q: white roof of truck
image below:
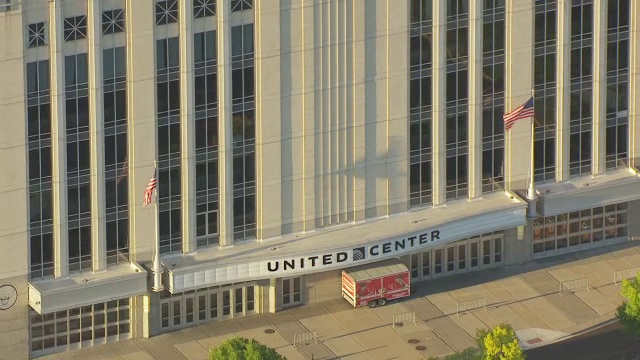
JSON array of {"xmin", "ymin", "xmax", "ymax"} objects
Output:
[{"xmin": 343, "ymin": 258, "xmax": 408, "ymax": 282}]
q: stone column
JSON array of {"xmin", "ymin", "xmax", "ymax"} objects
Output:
[
  {"xmin": 126, "ymin": 0, "xmax": 159, "ymax": 262},
  {"xmin": 468, "ymin": 0, "xmax": 483, "ymax": 199},
  {"xmin": 49, "ymin": 0, "xmax": 69, "ymax": 278},
  {"xmin": 504, "ymin": 0, "xmax": 534, "ymax": 191},
  {"xmin": 88, "ymin": 0, "xmax": 107, "ymax": 272},
  {"xmin": 431, "ymin": 0, "xmax": 446, "ymax": 206},
  {"xmin": 217, "ymin": 0, "xmax": 234, "ymax": 247},
  {"xmin": 179, "ymin": 0, "xmax": 196, "ymax": 253},
  {"xmin": 555, "ymin": 0, "xmax": 571, "ymax": 181},
  {"xmin": 592, "ymin": 0, "xmax": 607, "ymax": 175},
  {"xmin": 629, "ymin": 0, "xmax": 640, "ymax": 166}
]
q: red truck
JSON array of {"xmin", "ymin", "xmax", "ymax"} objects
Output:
[{"xmin": 341, "ymin": 258, "xmax": 411, "ymax": 308}]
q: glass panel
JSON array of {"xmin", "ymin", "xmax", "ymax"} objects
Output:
[
  {"xmin": 246, "ymin": 286, "xmax": 255, "ymax": 312},
  {"xmin": 411, "ymin": 253, "xmax": 419, "ymax": 278},
  {"xmin": 282, "ymin": 279, "xmax": 290, "ymax": 304},
  {"xmin": 185, "ymin": 298, "xmax": 194, "ymax": 323},
  {"xmin": 422, "ymin": 251, "xmax": 430, "ymax": 276},
  {"xmin": 483, "ymin": 240, "xmax": 491, "ymax": 265},
  {"xmin": 210, "ymin": 293, "xmax": 218, "ymax": 319},
  {"xmin": 161, "ymin": 302, "xmax": 169, "ymax": 328},
  {"xmin": 173, "ymin": 300, "xmax": 181, "ymax": 326},
  {"xmin": 470, "ymin": 243, "xmax": 478, "ymax": 267},
  {"xmin": 293, "ymin": 278, "xmax": 301, "ymax": 303},
  {"xmin": 446, "ymin": 247, "xmax": 455, "ymax": 272},
  {"xmin": 198, "ymin": 295, "xmax": 206, "ymax": 321},
  {"xmin": 235, "ymin": 288, "xmax": 243, "ymax": 315},
  {"xmin": 458, "ymin": 244, "xmax": 466, "ymax": 269},
  {"xmin": 434, "ymin": 249, "xmax": 442, "ymax": 274},
  {"xmin": 222, "ymin": 290, "xmax": 230, "ymax": 316},
  {"xmin": 494, "ymin": 238, "xmax": 502, "ymax": 263}
]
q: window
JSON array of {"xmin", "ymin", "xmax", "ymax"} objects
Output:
[
  {"xmin": 568, "ymin": 0, "xmax": 593, "ymax": 177},
  {"xmin": 282, "ymin": 277, "xmax": 302, "ymax": 306},
  {"xmin": 231, "ymin": 0, "xmax": 252, "ymax": 12},
  {"xmin": 158, "ymin": 170, "xmax": 182, "ymax": 254},
  {"xmin": 102, "ymin": 9, "xmax": 125, "ymax": 34},
  {"xmin": 194, "ymin": 0, "xmax": 216, "ymax": 18},
  {"xmin": 27, "ymin": 60, "xmax": 53, "ymax": 279},
  {"xmin": 64, "ymin": 16, "xmax": 87, "ymax": 41},
  {"xmin": 409, "ymin": 2, "xmax": 433, "ymax": 207},
  {"xmin": 231, "ymin": 24, "xmax": 254, "ymax": 61},
  {"xmin": 481, "ymin": 2, "xmax": 505, "ymax": 194},
  {"xmin": 533, "ymin": 1, "xmax": 557, "ymax": 183},
  {"xmin": 157, "ymin": 37, "xmax": 180, "ymax": 71},
  {"xmin": 65, "ymin": 53, "xmax": 92, "ymax": 272},
  {"xmin": 28, "ymin": 22, "xmax": 47, "ymax": 48},
  {"xmin": 410, "ymin": 0, "xmax": 432, "ymax": 24},
  {"xmin": 30, "ymin": 299, "xmax": 130, "ymax": 357},
  {"xmin": 605, "ymin": 0, "xmax": 630, "ymax": 170},
  {"xmin": 231, "ymin": 22, "xmax": 256, "ymax": 241},
  {"xmin": 444, "ymin": 5, "xmax": 469, "ymax": 201},
  {"xmin": 68, "ymin": 225, "xmax": 91, "ymax": 273},
  {"xmin": 157, "ymin": 36, "xmax": 182, "ymax": 254},
  {"xmin": 156, "ymin": 0, "xmax": 178, "ymax": 25},
  {"xmin": 103, "ymin": 46, "xmax": 129, "ymax": 265},
  {"xmin": 194, "ymin": 30, "xmax": 219, "ymax": 248},
  {"xmin": 532, "ymin": 203, "xmax": 628, "ymax": 256}
]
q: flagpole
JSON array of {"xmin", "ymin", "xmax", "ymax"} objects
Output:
[
  {"xmin": 527, "ymin": 89, "xmax": 538, "ymax": 218},
  {"xmin": 152, "ymin": 160, "xmax": 164, "ymax": 292}
]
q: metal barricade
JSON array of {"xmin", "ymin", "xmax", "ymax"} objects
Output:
[
  {"xmin": 614, "ymin": 267, "xmax": 640, "ymax": 285},
  {"xmin": 392, "ymin": 311, "xmax": 416, "ymax": 328},
  {"xmin": 293, "ymin": 331, "xmax": 318, "ymax": 347},
  {"xmin": 456, "ymin": 298, "xmax": 487, "ymax": 316},
  {"xmin": 559, "ymin": 278, "xmax": 589, "ymax": 297}
]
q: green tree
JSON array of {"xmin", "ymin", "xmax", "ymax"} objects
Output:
[
  {"xmin": 475, "ymin": 324, "xmax": 525, "ymax": 360},
  {"xmin": 209, "ymin": 337, "xmax": 286, "ymax": 360},
  {"xmin": 617, "ymin": 273, "xmax": 640, "ymax": 337}
]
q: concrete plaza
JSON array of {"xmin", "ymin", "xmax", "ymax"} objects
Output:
[{"xmin": 41, "ymin": 241, "xmax": 640, "ymax": 360}]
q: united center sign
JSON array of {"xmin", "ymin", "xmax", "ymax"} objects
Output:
[{"xmin": 264, "ymin": 229, "xmax": 441, "ymax": 274}]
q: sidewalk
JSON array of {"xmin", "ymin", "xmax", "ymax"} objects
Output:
[{"xmin": 42, "ymin": 242, "xmax": 640, "ymax": 360}]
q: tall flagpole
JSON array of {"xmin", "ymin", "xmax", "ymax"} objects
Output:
[
  {"xmin": 527, "ymin": 89, "xmax": 538, "ymax": 218},
  {"xmin": 152, "ymin": 161, "xmax": 164, "ymax": 292}
]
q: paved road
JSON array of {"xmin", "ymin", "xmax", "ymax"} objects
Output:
[{"xmin": 527, "ymin": 322, "xmax": 640, "ymax": 360}]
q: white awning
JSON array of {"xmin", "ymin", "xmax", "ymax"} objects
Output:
[
  {"xmin": 537, "ymin": 170, "xmax": 640, "ymax": 216},
  {"xmin": 164, "ymin": 192, "xmax": 527, "ymax": 293},
  {"xmin": 28, "ymin": 263, "xmax": 148, "ymax": 314}
]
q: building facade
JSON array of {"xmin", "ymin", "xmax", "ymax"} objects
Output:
[{"xmin": 0, "ymin": 0, "xmax": 639, "ymax": 358}]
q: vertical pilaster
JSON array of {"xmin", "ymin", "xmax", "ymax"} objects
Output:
[
  {"xmin": 126, "ymin": 0, "xmax": 159, "ymax": 262},
  {"xmin": 179, "ymin": 0, "xmax": 195, "ymax": 253},
  {"xmin": 386, "ymin": 0, "xmax": 409, "ymax": 213},
  {"xmin": 49, "ymin": 0, "xmax": 69, "ymax": 278},
  {"xmin": 88, "ymin": 0, "xmax": 107, "ymax": 272},
  {"xmin": 556, "ymin": 0, "xmax": 571, "ymax": 181},
  {"xmin": 629, "ymin": 0, "xmax": 640, "ymax": 167},
  {"xmin": 255, "ymin": 1, "xmax": 282, "ymax": 240},
  {"xmin": 504, "ymin": 0, "xmax": 534, "ymax": 191},
  {"xmin": 268, "ymin": 278, "xmax": 277, "ymax": 313},
  {"xmin": 592, "ymin": 0, "xmax": 607, "ymax": 175},
  {"xmin": 468, "ymin": 0, "xmax": 483, "ymax": 199},
  {"xmin": 217, "ymin": 0, "xmax": 234, "ymax": 247},
  {"xmin": 352, "ymin": 0, "xmax": 365, "ymax": 221},
  {"xmin": 431, "ymin": 0, "xmax": 446, "ymax": 206}
]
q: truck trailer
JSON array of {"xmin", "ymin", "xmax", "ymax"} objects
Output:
[{"xmin": 341, "ymin": 258, "xmax": 411, "ymax": 308}]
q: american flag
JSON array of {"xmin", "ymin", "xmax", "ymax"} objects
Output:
[
  {"xmin": 503, "ymin": 96, "xmax": 535, "ymax": 132},
  {"xmin": 143, "ymin": 170, "xmax": 157, "ymax": 207}
]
